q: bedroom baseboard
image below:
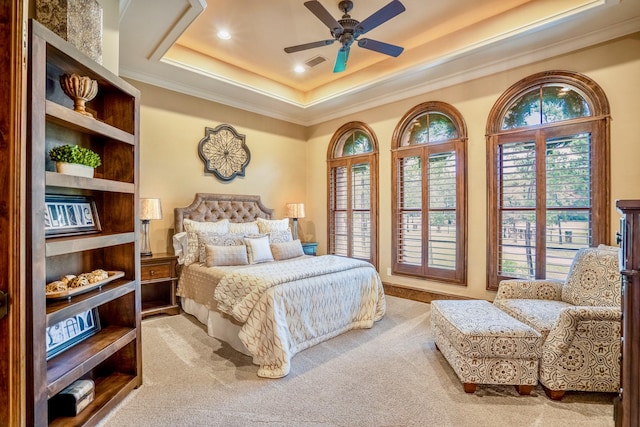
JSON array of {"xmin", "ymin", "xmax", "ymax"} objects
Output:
[{"xmin": 382, "ymin": 282, "xmax": 473, "ymax": 303}]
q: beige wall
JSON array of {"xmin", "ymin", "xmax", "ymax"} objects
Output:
[
  {"xmin": 131, "ymin": 81, "xmax": 308, "ymax": 254},
  {"xmin": 306, "ymin": 32, "xmax": 640, "ymax": 300},
  {"xmin": 135, "ymin": 32, "xmax": 640, "ymax": 299}
]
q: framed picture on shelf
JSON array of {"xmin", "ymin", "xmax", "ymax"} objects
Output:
[
  {"xmin": 44, "ymin": 195, "xmax": 101, "ymax": 237},
  {"xmin": 46, "ymin": 308, "xmax": 101, "ymax": 360}
]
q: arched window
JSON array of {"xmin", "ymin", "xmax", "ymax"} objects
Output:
[
  {"xmin": 327, "ymin": 122, "xmax": 378, "ymax": 267},
  {"xmin": 391, "ymin": 102, "xmax": 467, "ymax": 284},
  {"xmin": 486, "ymin": 70, "xmax": 611, "ymax": 291}
]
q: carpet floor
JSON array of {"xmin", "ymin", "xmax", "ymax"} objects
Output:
[{"xmin": 97, "ymin": 296, "xmax": 614, "ymax": 427}]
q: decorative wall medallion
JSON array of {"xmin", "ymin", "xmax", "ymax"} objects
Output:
[{"xmin": 198, "ymin": 124, "xmax": 251, "ymax": 181}]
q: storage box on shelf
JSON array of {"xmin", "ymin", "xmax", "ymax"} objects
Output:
[{"xmin": 27, "ymin": 20, "xmax": 141, "ymax": 427}]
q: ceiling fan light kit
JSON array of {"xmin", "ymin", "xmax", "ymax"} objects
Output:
[{"xmin": 284, "ymin": 0, "xmax": 405, "ymax": 73}]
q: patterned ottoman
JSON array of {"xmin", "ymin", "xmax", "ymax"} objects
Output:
[{"xmin": 431, "ymin": 300, "xmax": 543, "ymax": 394}]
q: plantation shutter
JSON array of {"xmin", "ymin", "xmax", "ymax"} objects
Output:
[
  {"xmin": 544, "ymin": 132, "xmax": 592, "ymax": 280},
  {"xmin": 427, "ymin": 151, "xmax": 457, "ymax": 270},
  {"xmin": 351, "ymin": 163, "xmax": 371, "ymax": 260},
  {"xmin": 329, "ymin": 165, "xmax": 348, "ymax": 256},
  {"xmin": 496, "ymin": 128, "xmax": 593, "ymax": 282},
  {"xmin": 497, "ymin": 139, "xmax": 537, "ymax": 280},
  {"xmin": 396, "ymin": 153, "xmax": 422, "ymax": 268}
]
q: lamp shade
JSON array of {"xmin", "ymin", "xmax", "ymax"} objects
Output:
[
  {"xmin": 286, "ymin": 203, "xmax": 305, "ymax": 219},
  {"xmin": 140, "ymin": 198, "xmax": 163, "ymax": 220}
]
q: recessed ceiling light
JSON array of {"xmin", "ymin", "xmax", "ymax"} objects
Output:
[
  {"xmin": 217, "ymin": 30, "xmax": 231, "ymax": 40},
  {"xmin": 294, "ymin": 65, "xmax": 306, "ymax": 73}
]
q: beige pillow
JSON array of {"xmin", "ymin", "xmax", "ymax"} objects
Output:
[
  {"xmin": 244, "ymin": 235, "xmax": 274, "ymax": 264},
  {"xmin": 268, "ymin": 229, "xmax": 292, "ymax": 243},
  {"xmin": 196, "ymin": 232, "xmax": 245, "ymax": 263},
  {"xmin": 271, "ymin": 240, "xmax": 304, "ymax": 261},
  {"xmin": 228, "ymin": 221, "xmax": 259, "ymax": 235},
  {"xmin": 256, "ymin": 217, "xmax": 290, "ymax": 233},
  {"xmin": 205, "ymin": 244, "xmax": 248, "ymax": 267},
  {"xmin": 245, "ymin": 229, "xmax": 292, "ymax": 243},
  {"xmin": 183, "ymin": 218, "xmax": 230, "ymax": 265}
]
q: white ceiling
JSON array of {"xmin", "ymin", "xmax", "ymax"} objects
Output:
[{"xmin": 119, "ymin": 0, "xmax": 640, "ymax": 126}]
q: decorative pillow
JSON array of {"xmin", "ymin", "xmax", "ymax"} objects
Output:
[
  {"xmin": 205, "ymin": 244, "xmax": 248, "ymax": 267},
  {"xmin": 228, "ymin": 221, "xmax": 259, "ymax": 235},
  {"xmin": 196, "ymin": 231, "xmax": 245, "ymax": 263},
  {"xmin": 183, "ymin": 219, "xmax": 230, "ymax": 265},
  {"xmin": 172, "ymin": 231, "xmax": 188, "ymax": 265},
  {"xmin": 271, "ymin": 239, "xmax": 304, "ymax": 261},
  {"xmin": 244, "ymin": 235, "xmax": 274, "ymax": 264},
  {"xmin": 256, "ymin": 217, "xmax": 290, "ymax": 233},
  {"xmin": 268, "ymin": 229, "xmax": 293, "ymax": 244}
]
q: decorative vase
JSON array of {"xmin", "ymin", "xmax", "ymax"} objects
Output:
[
  {"xmin": 59, "ymin": 74, "xmax": 98, "ymax": 118},
  {"xmin": 56, "ymin": 162, "xmax": 94, "ymax": 178}
]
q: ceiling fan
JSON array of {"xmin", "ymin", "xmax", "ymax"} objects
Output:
[{"xmin": 284, "ymin": 0, "xmax": 406, "ymax": 73}]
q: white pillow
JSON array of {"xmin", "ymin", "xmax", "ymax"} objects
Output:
[
  {"xmin": 228, "ymin": 221, "xmax": 259, "ymax": 235},
  {"xmin": 183, "ymin": 219, "xmax": 230, "ymax": 265},
  {"xmin": 256, "ymin": 217, "xmax": 290, "ymax": 233},
  {"xmin": 196, "ymin": 232, "xmax": 245, "ymax": 263},
  {"xmin": 271, "ymin": 240, "xmax": 304, "ymax": 261},
  {"xmin": 172, "ymin": 231, "xmax": 188, "ymax": 264},
  {"xmin": 244, "ymin": 235, "xmax": 274, "ymax": 264},
  {"xmin": 205, "ymin": 244, "xmax": 248, "ymax": 267}
]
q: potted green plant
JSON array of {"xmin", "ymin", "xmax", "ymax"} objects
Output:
[{"xmin": 49, "ymin": 144, "xmax": 101, "ymax": 178}]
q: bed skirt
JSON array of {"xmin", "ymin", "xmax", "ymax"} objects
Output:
[{"xmin": 180, "ymin": 296, "xmax": 253, "ymax": 358}]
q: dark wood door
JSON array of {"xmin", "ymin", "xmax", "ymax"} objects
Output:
[{"xmin": 0, "ymin": 1, "xmax": 27, "ymax": 426}]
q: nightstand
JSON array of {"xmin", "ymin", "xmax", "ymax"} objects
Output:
[
  {"xmin": 301, "ymin": 242, "xmax": 318, "ymax": 256},
  {"xmin": 140, "ymin": 253, "xmax": 180, "ymax": 318}
]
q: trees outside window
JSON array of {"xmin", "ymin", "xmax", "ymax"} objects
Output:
[
  {"xmin": 327, "ymin": 122, "xmax": 378, "ymax": 267},
  {"xmin": 391, "ymin": 102, "xmax": 468, "ymax": 284},
  {"xmin": 486, "ymin": 70, "xmax": 611, "ymax": 291}
]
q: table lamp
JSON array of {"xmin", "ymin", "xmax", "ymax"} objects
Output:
[
  {"xmin": 140, "ymin": 198, "xmax": 162, "ymax": 257},
  {"xmin": 286, "ymin": 203, "xmax": 305, "ymax": 241}
]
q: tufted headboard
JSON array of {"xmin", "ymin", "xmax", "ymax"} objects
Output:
[{"xmin": 174, "ymin": 193, "xmax": 274, "ymax": 233}]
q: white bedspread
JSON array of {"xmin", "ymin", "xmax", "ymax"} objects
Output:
[{"xmin": 185, "ymin": 255, "xmax": 386, "ymax": 378}]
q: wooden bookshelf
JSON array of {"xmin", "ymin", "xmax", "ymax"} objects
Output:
[{"xmin": 27, "ymin": 20, "xmax": 141, "ymax": 426}]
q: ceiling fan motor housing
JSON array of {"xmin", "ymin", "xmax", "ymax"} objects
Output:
[{"xmin": 333, "ymin": 18, "xmax": 359, "ymax": 46}]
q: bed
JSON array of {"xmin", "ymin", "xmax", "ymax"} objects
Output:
[{"xmin": 174, "ymin": 193, "xmax": 386, "ymax": 378}]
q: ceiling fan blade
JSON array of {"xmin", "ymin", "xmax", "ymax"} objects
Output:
[
  {"xmin": 333, "ymin": 47, "xmax": 350, "ymax": 73},
  {"xmin": 356, "ymin": 0, "xmax": 406, "ymax": 35},
  {"xmin": 304, "ymin": 0, "xmax": 344, "ymax": 35},
  {"xmin": 284, "ymin": 39, "xmax": 335, "ymax": 54},
  {"xmin": 357, "ymin": 38, "xmax": 404, "ymax": 57}
]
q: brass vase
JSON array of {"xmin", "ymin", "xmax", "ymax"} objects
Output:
[{"xmin": 59, "ymin": 73, "xmax": 98, "ymax": 118}]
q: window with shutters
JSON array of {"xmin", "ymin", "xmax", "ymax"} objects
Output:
[
  {"xmin": 327, "ymin": 122, "xmax": 378, "ymax": 267},
  {"xmin": 486, "ymin": 70, "xmax": 611, "ymax": 291},
  {"xmin": 391, "ymin": 102, "xmax": 468, "ymax": 284}
]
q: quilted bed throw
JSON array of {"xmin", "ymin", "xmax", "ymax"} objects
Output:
[{"xmin": 214, "ymin": 255, "xmax": 386, "ymax": 378}]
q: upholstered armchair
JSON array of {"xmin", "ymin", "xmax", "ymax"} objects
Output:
[{"xmin": 493, "ymin": 245, "xmax": 621, "ymax": 400}]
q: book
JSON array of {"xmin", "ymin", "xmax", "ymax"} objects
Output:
[{"xmin": 49, "ymin": 379, "xmax": 95, "ymax": 417}]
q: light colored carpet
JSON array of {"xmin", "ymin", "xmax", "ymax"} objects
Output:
[{"xmin": 98, "ymin": 296, "xmax": 614, "ymax": 427}]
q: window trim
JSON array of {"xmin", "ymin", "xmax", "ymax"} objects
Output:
[
  {"xmin": 485, "ymin": 70, "xmax": 611, "ymax": 291},
  {"xmin": 391, "ymin": 101, "xmax": 468, "ymax": 284},
  {"xmin": 327, "ymin": 121, "xmax": 379, "ymax": 268}
]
